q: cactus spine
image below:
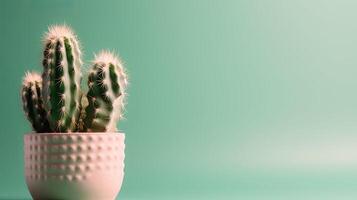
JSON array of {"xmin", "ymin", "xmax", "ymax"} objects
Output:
[
  {"xmin": 42, "ymin": 25, "xmax": 82, "ymax": 132},
  {"xmin": 21, "ymin": 72, "xmax": 51, "ymax": 132},
  {"xmin": 85, "ymin": 51, "xmax": 128, "ymax": 132}
]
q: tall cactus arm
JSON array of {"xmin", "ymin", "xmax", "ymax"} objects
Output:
[
  {"xmin": 42, "ymin": 25, "xmax": 82, "ymax": 132},
  {"xmin": 21, "ymin": 72, "xmax": 51, "ymax": 133},
  {"xmin": 85, "ymin": 51, "xmax": 128, "ymax": 132}
]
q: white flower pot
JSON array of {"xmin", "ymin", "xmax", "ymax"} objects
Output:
[{"xmin": 24, "ymin": 132, "xmax": 125, "ymax": 200}]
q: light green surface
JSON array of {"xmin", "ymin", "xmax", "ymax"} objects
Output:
[{"xmin": 1, "ymin": 0, "xmax": 357, "ymax": 199}]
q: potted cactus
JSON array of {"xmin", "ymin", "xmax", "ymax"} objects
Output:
[{"xmin": 21, "ymin": 25, "xmax": 128, "ymax": 200}]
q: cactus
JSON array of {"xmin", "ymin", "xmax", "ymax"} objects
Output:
[
  {"xmin": 42, "ymin": 25, "xmax": 82, "ymax": 132},
  {"xmin": 21, "ymin": 72, "xmax": 51, "ymax": 132},
  {"xmin": 21, "ymin": 25, "xmax": 128, "ymax": 133},
  {"xmin": 85, "ymin": 51, "xmax": 128, "ymax": 132}
]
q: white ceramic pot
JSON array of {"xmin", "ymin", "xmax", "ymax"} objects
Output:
[{"xmin": 24, "ymin": 133, "xmax": 125, "ymax": 200}]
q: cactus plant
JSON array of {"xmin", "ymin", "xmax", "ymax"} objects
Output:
[
  {"xmin": 85, "ymin": 51, "xmax": 128, "ymax": 132},
  {"xmin": 21, "ymin": 72, "xmax": 51, "ymax": 132},
  {"xmin": 21, "ymin": 25, "xmax": 128, "ymax": 133},
  {"xmin": 42, "ymin": 25, "xmax": 82, "ymax": 132}
]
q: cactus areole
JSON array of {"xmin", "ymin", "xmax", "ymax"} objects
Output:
[{"xmin": 21, "ymin": 25, "xmax": 128, "ymax": 133}]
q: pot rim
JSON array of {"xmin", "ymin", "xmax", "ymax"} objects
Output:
[{"xmin": 25, "ymin": 132, "xmax": 125, "ymax": 136}]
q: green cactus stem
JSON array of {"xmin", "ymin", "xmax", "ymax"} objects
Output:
[
  {"xmin": 75, "ymin": 92, "xmax": 88, "ymax": 132},
  {"xmin": 85, "ymin": 51, "xmax": 128, "ymax": 132},
  {"xmin": 42, "ymin": 25, "xmax": 82, "ymax": 132},
  {"xmin": 21, "ymin": 72, "xmax": 51, "ymax": 133}
]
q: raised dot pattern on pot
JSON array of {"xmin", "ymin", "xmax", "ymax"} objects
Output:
[{"xmin": 24, "ymin": 134, "xmax": 125, "ymax": 181}]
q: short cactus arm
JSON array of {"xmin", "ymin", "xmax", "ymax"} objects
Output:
[
  {"xmin": 21, "ymin": 72, "xmax": 51, "ymax": 133},
  {"xmin": 85, "ymin": 51, "xmax": 128, "ymax": 132},
  {"xmin": 42, "ymin": 25, "xmax": 82, "ymax": 132}
]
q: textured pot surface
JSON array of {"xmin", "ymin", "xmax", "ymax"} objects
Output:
[{"xmin": 24, "ymin": 132, "xmax": 125, "ymax": 200}]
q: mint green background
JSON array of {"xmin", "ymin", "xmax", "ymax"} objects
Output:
[{"xmin": 2, "ymin": 0, "xmax": 357, "ymax": 199}]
